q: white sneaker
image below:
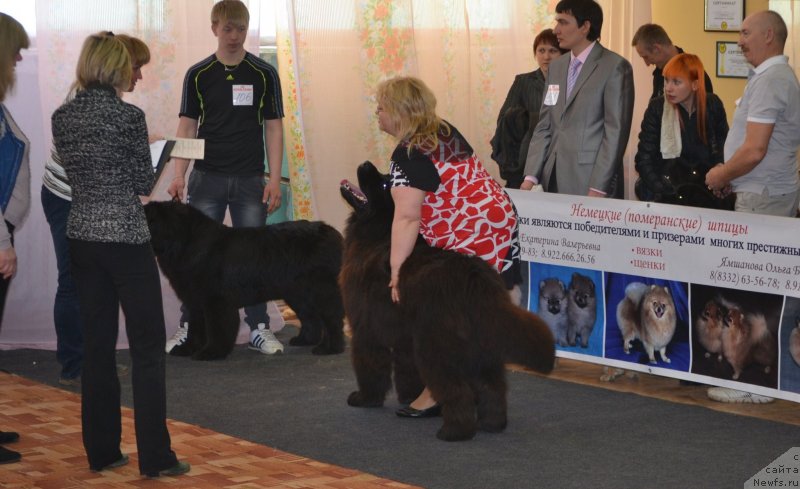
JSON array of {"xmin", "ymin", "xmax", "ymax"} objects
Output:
[
  {"xmin": 249, "ymin": 323, "xmax": 284, "ymax": 355},
  {"xmin": 707, "ymin": 387, "xmax": 774, "ymax": 404},
  {"xmin": 165, "ymin": 322, "xmax": 188, "ymax": 353}
]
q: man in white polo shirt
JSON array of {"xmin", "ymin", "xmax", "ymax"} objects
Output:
[
  {"xmin": 705, "ymin": 10, "xmax": 800, "ymax": 217},
  {"xmin": 705, "ymin": 10, "xmax": 799, "ymax": 404}
]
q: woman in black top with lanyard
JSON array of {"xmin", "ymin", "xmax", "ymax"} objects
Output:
[{"xmin": 51, "ymin": 33, "xmax": 189, "ymax": 478}]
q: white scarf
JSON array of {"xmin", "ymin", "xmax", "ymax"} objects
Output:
[{"xmin": 660, "ymin": 98, "xmax": 682, "ymax": 159}]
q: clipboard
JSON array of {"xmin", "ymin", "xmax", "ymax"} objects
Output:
[{"xmin": 151, "ymin": 139, "xmax": 176, "ymax": 185}]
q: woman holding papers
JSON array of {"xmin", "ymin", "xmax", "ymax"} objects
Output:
[
  {"xmin": 634, "ymin": 53, "xmax": 733, "ymax": 210},
  {"xmin": 51, "ymin": 33, "xmax": 189, "ymax": 478}
]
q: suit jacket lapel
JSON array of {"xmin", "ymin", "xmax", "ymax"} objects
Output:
[{"xmin": 565, "ymin": 43, "xmax": 605, "ymax": 109}]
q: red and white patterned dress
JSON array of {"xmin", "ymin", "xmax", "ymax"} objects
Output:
[{"xmin": 389, "ymin": 123, "xmax": 520, "ymax": 285}]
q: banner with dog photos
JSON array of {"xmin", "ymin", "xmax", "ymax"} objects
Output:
[{"xmin": 507, "ymin": 189, "xmax": 800, "ymax": 403}]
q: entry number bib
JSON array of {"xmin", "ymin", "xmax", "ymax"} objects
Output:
[{"xmin": 232, "ymin": 85, "xmax": 254, "ymax": 106}]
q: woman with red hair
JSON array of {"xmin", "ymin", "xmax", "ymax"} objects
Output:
[{"xmin": 634, "ymin": 53, "xmax": 733, "ymax": 209}]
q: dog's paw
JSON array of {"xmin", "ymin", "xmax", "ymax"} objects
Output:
[{"xmin": 347, "ymin": 391, "xmax": 384, "ymax": 408}]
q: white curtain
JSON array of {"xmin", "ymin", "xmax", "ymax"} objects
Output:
[
  {"xmin": 771, "ymin": 1, "xmax": 799, "ymax": 74},
  {"xmin": 1, "ymin": 0, "xmax": 651, "ymax": 350},
  {"xmin": 0, "ymin": 0, "xmax": 261, "ymax": 348}
]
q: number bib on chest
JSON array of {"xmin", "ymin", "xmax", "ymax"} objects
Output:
[{"xmin": 232, "ymin": 84, "xmax": 254, "ymax": 106}]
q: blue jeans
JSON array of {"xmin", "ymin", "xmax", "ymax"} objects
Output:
[
  {"xmin": 41, "ymin": 186, "xmax": 83, "ymax": 380},
  {"xmin": 181, "ymin": 170, "xmax": 268, "ymax": 329}
]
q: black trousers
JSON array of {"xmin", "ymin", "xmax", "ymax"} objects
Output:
[{"xmin": 69, "ymin": 239, "xmax": 177, "ymax": 474}]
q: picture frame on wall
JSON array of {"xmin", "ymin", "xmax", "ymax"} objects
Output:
[
  {"xmin": 716, "ymin": 41, "xmax": 750, "ymax": 78},
  {"xmin": 705, "ymin": 0, "xmax": 745, "ymax": 32}
]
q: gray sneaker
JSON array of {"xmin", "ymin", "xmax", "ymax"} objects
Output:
[
  {"xmin": 165, "ymin": 323, "xmax": 188, "ymax": 353},
  {"xmin": 249, "ymin": 323, "xmax": 284, "ymax": 354}
]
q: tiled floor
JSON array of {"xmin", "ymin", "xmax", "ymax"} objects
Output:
[{"xmin": 0, "ymin": 373, "xmax": 421, "ymax": 489}]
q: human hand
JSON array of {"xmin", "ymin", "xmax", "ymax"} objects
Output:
[
  {"xmin": 520, "ymin": 180, "xmax": 535, "ymax": 191},
  {"xmin": 705, "ymin": 164, "xmax": 728, "ymax": 192},
  {"xmin": 167, "ymin": 175, "xmax": 185, "ymax": 201},
  {"xmin": 0, "ymin": 247, "xmax": 17, "ymax": 279},
  {"xmin": 587, "ymin": 189, "xmax": 605, "ymax": 198},
  {"xmin": 263, "ymin": 179, "xmax": 282, "ymax": 214},
  {"xmin": 389, "ymin": 277, "xmax": 400, "ymax": 303}
]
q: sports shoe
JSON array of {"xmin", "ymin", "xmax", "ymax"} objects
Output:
[
  {"xmin": 707, "ymin": 387, "xmax": 774, "ymax": 404},
  {"xmin": 144, "ymin": 460, "xmax": 190, "ymax": 478},
  {"xmin": 91, "ymin": 453, "xmax": 129, "ymax": 472},
  {"xmin": 249, "ymin": 324, "xmax": 284, "ymax": 355},
  {"xmin": 165, "ymin": 323, "xmax": 188, "ymax": 353}
]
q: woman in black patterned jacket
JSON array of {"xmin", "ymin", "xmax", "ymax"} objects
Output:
[{"xmin": 51, "ymin": 33, "xmax": 189, "ymax": 478}]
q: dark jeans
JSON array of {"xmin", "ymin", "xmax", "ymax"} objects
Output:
[
  {"xmin": 41, "ymin": 187, "xmax": 83, "ymax": 380},
  {"xmin": 0, "ymin": 221, "xmax": 13, "ymax": 327},
  {"xmin": 182, "ymin": 169, "xmax": 268, "ymax": 329},
  {"xmin": 69, "ymin": 239, "xmax": 177, "ymax": 474}
]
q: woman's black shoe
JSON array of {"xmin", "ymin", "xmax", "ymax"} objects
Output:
[
  {"xmin": 0, "ymin": 445, "xmax": 21, "ymax": 464},
  {"xmin": 0, "ymin": 431, "xmax": 19, "ymax": 444},
  {"xmin": 396, "ymin": 404, "xmax": 442, "ymax": 418}
]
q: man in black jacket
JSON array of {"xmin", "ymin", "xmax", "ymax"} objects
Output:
[{"xmin": 632, "ymin": 24, "xmax": 713, "ymax": 100}]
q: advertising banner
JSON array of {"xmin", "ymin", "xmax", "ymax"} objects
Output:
[{"xmin": 508, "ymin": 189, "xmax": 800, "ymax": 402}]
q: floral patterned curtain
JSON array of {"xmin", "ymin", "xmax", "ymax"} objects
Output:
[{"xmin": 274, "ymin": 0, "xmax": 558, "ymax": 228}]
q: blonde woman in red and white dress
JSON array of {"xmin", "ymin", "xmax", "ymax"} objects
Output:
[{"xmin": 376, "ymin": 76, "xmax": 521, "ymax": 418}]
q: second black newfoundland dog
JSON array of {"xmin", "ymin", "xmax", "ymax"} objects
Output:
[
  {"xmin": 340, "ymin": 162, "xmax": 555, "ymax": 441},
  {"xmin": 144, "ymin": 201, "xmax": 345, "ymax": 360}
]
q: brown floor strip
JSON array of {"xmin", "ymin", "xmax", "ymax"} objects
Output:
[
  {"xmin": 514, "ymin": 358, "xmax": 800, "ymax": 427},
  {"xmin": 0, "ymin": 373, "xmax": 421, "ymax": 489}
]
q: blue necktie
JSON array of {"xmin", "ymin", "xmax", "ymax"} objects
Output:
[{"xmin": 566, "ymin": 58, "xmax": 582, "ymax": 98}]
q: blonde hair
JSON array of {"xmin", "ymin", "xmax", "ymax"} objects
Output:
[
  {"xmin": 211, "ymin": 0, "xmax": 250, "ymax": 27},
  {"xmin": 74, "ymin": 33, "xmax": 132, "ymax": 93},
  {"xmin": 0, "ymin": 13, "xmax": 30, "ymax": 102},
  {"xmin": 116, "ymin": 34, "xmax": 151, "ymax": 67},
  {"xmin": 376, "ymin": 76, "xmax": 448, "ymax": 153}
]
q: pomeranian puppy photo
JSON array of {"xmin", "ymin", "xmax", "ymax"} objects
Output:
[
  {"xmin": 721, "ymin": 306, "xmax": 776, "ymax": 380},
  {"xmin": 538, "ymin": 278, "xmax": 569, "ymax": 347},
  {"xmin": 696, "ymin": 299, "xmax": 724, "ymax": 362},
  {"xmin": 790, "ymin": 317, "xmax": 800, "ymax": 368},
  {"xmin": 566, "ymin": 272, "xmax": 597, "ymax": 348},
  {"xmin": 616, "ymin": 282, "xmax": 677, "ymax": 364}
]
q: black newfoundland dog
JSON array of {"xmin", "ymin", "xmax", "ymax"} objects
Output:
[
  {"xmin": 144, "ymin": 201, "xmax": 345, "ymax": 360},
  {"xmin": 340, "ymin": 162, "xmax": 555, "ymax": 441}
]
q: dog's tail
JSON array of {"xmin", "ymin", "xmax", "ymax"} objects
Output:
[{"xmin": 499, "ymin": 303, "xmax": 556, "ymax": 374}]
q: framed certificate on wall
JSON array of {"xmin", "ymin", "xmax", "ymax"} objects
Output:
[
  {"xmin": 705, "ymin": 0, "xmax": 745, "ymax": 31},
  {"xmin": 716, "ymin": 41, "xmax": 749, "ymax": 78}
]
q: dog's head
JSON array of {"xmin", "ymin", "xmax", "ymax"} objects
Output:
[
  {"xmin": 144, "ymin": 200, "xmax": 198, "ymax": 254},
  {"xmin": 340, "ymin": 161, "xmax": 393, "ymax": 216}
]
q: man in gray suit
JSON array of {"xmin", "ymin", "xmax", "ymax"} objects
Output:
[{"xmin": 521, "ymin": 0, "xmax": 634, "ymax": 198}]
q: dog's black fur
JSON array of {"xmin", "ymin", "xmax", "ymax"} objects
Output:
[
  {"xmin": 340, "ymin": 162, "xmax": 555, "ymax": 441},
  {"xmin": 145, "ymin": 201, "xmax": 345, "ymax": 360}
]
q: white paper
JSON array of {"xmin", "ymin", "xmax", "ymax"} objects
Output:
[{"xmin": 168, "ymin": 137, "xmax": 205, "ymax": 160}]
